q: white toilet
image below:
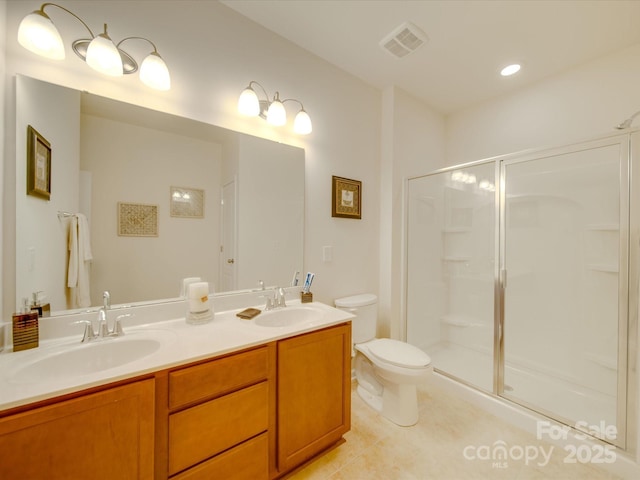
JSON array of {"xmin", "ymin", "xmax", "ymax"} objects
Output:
[{"xmin": 334, "ymin": 293, "xmax": 432, "ymax": 426}]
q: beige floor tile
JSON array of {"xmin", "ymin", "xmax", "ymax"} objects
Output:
[{"xmin": 287, "ymin": 381, "xmax": 623, "ymax": 480}]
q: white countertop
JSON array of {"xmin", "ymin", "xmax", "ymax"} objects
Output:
[{"xmin": 0, "ymin": 300, "xmax": 353, "ymax": 412}]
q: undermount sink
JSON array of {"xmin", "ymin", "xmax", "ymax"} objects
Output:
[
  {"xmin": 253, "ymin": 306, "xmax": 324, "ymax": 327},
  {"xmin": 8, "ymin": 330, "xmax": 175, "ymax": 384}
]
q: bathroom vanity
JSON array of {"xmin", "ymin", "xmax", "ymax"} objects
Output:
[{"xmin": 0, "ymin": 300, "xmax": 352, "ymax": 479}]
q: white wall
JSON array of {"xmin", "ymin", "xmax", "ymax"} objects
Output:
[
  {"xmin": 15, "ymin": 76, "xmax": 80, "ymax": 312},
  {"xmin": 81, "ymin": 114, "xmax": 221, "ymax": 305},
  {"xmin": 2, "ymin": 0, "xmax": 381, "ymax": 319},
  {"xmin": 381, "ymin": 86, "xmax": 445, "ymax": 339},
  {"xmin": 236, "ymin": 135, "xmax": 304, "ymax": 291},
  {"xmin": 446, "ymin": 43, "xmax": 640, "ymax": 164}
]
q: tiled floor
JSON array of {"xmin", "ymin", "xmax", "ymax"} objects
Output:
[{"xmin": 287, "ymin": 377, "xmax": 623, "ymax": 480}]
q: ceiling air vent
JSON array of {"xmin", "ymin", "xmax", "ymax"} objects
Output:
[{"xmin": 379, "ymin": 21, "xmax": 428, "ymax": 58}]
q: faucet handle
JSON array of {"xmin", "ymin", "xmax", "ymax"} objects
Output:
[
  {"xmin": 112, "ymin": 313, "xmax": 131, "ymax": 337},
  {"xmin": 73, "ymin": 320, "xmax": 96, "ymax": 343}
]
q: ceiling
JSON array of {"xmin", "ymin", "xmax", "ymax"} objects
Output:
[{"xmin": 221, "ymin": 0, "xmax": 640, "ymax": 115}]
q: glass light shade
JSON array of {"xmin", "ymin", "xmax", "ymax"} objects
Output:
[
  {"xmin": 238, "ymin": 87, "xmax": 260, "ymax": 116},
  {"xmin": 86, "ymin": 34, "xmax": 123, "ymax": 77},
  {"xmin": 18, "ymin": 10, "xmax": 65, "ymax": 60},
  {"xmin": 293, "ymin": 109, "xmax": 312, "ymax": 134},
  {"xmin": 267, "ymin": 100, "xmax": 287, "ymax": 126},
  {"xmin": 140, "ymin": 52, "xmax": 171, "ymax": 91},
  {"xmin": 500, "ymin": 64, "xmax": 521, "ymax": 76}
]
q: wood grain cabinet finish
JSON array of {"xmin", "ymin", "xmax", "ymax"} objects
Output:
[
  {"xmin": 0, "ymin": 379, "xmax": 155, "ymax": 480},
  {"xmin": 171, "ymin": 433, "xmax": 269, "ymax": 480},
  {"xmin": 162, "ymin": 346, "xmax": 274, "ymax": 479},
  {"xmin": 168, "ymin": 347, "xmax": 269, "ymax": 409},
  {"xmin": 0, "ymin": 323, "xmax": 351, "ymax": 480},
  {"xmin": 276, "ymin": 323, "xmax": 352, "ymax": 474},
  {"xmin": 168, "ymin": 381, "xmax": 269, "ymax": 476}
]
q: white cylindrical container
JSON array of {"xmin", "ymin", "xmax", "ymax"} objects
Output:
[{"xmin": 334, "ymin": 293, "xmax": 377, "ymax": 344}]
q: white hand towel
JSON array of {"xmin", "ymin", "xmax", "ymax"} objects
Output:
[{"xmin": 67, "ymin": 214, "xmax": 93, "ymax": 308}]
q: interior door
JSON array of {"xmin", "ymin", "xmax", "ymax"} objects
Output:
[{"xmin": 220, "ymin": 179, "xmax": 237, "ymax": 292}]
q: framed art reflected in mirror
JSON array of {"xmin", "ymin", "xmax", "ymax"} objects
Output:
[
  {"xmin": 118, "ymin": 202, "xmax": 159, "ymax": 237},
  {"xmin": 26, "ymin": 125, "xmax": 51, "ymax": 200}
]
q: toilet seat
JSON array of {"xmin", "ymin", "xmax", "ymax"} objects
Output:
[{"xmin": 365, "ymin": 338, "xmax": 431, "ymax": 369}]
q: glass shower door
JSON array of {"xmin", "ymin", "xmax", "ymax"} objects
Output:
[
  {"xmin": 406, "ymin": 162, "xmax": 496, "ymax": 392},
  {"xmin": 500, "ymin": 138, "xmax": 628, "ymax": 447}
]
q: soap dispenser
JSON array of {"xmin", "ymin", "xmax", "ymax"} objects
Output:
[
  {"xmin": 12, "ymin": 298, "xmax": 39, "ymax": 351},
  {"xmin": 30, "ymin": 291, "xmax": 50, "ymax": 317}
]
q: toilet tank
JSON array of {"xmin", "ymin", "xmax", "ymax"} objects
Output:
[{"xmin": 334, "ymin": 294, "xmax": 377, "ymax": 344}]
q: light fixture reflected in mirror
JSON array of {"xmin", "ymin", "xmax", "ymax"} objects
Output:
[
  {"xmin": 238, "ymin": 81, "xmax": 312, "ymax": 134},
  {"xmin": 18, "ymin": 3, "xmax": 171, "ymax": 90}
]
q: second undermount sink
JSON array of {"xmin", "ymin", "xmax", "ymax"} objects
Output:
[
  {"xmin": 8, "ymin": 330, "xmax": 175, "ymax": 384},
  {"xmin": 253, "ymin": 305, "xmax": 325, "ymax": 328}
]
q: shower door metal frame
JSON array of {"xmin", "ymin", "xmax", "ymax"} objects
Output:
[
  {"xmin": 496, "ymin": 134, "xmax": 632, "ymax": 450},
  {"xmin": 404, "ymin": 130, "xmax": 639, "ymax": 454}
]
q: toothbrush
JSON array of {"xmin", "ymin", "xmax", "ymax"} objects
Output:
[
  {"xmin": 303, "ymin": 273, "xmax": 312, "ymax": 292},
  {"xmin": 303, "ymin": 272, "xmax": 315, "ymax": 293}
]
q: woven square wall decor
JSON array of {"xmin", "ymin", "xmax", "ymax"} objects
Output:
[{"xmin": 118, "ymin": 202, "xmax": 158, "ymax": 237}]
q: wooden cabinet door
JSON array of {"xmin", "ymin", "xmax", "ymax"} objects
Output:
[
  {"xmin": 0, "ymin": 379, "xmax": 155, "ymax": 480},
  {"xmin": 277, "ymin": 323, "xmax": 351, "ymax": 473}
]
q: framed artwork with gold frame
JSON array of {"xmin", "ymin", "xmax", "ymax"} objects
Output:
[
  {"xmin": 332, "ymin": 175, "xmax": 361, "ymax": 219},
  {"xmin": 27, "ymin": 125, "xmax": 51, "ymax": 200}
]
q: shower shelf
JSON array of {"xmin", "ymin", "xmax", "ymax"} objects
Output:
[
  {"xmin": 586, "ymin": 224, "xmax": 619, "ymax": 231},
  {"xmin": 442, "ymin": 256, "xmax": 471, "ymax": 262},
  {"xmin": 587, "ymin": 264, "xmax": 618, "ymax": 273},
  {"xmin": 440, "ymin": 314, "xmax": 485, "ymax": 328}
]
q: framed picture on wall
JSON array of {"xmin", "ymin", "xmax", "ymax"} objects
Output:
[
  {"xmin": 170, "ymin": 186, "xmax": 205, "ymax": 218},
  {"xmin": 332, "ymin": 175, "xmax": 362, "ymax": 219},
  {"xmin": 26, "ymin": 125, "xmax": 51, "ymax": 200},
  {"xmin": 118, "ymin": 202, "xmax": 159, "ymax": 237}
]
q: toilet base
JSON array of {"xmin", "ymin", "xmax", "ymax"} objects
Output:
[
  {"xmin": 357, "ymin": 384, "xmax": 382, "ymax": 413},
  {"xmin": 356, "ymin": 382, "xmax": 420, "ymax": 427},
  {"xmin": 381, "ymin": 382, "xmax": 419, "ymax": 427}
]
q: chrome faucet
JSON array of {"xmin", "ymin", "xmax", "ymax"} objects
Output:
[
  {"xmin": 262, "ymin": 287, "xmax": 287, "ymax": 310},
  {"xmin": 98, "ymin": 290, "xmax": 111, "ymax": 337},
  {"xmin": 76, "ymin": 290, "xmax": 127, "ymax": 342}
]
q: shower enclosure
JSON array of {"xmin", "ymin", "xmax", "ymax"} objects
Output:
[{"xmin": 405, "ymin": 133, "xmax": 638, "ymax": 450}]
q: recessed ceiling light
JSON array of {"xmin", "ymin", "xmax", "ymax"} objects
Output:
[{"xmin": 500, "ymin": 64, "xmax": 521, "ymax": 76}]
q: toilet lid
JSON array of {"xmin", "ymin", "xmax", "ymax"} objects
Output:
[{"xmin": 367, "ymin": 339, "xmax": 431, "ymax": 369}]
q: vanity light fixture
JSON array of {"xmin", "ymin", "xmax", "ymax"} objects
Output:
[
  {"xmin": 17, "ymin": 3, "xmax": 171, "ymax": 90},
  {"xmin": 615, "ymin": 109, "xmax": 640, "ymax": 129},
  {"xmin": 238, "ymin": 81, "xmax": 312, "ymax": 135}
]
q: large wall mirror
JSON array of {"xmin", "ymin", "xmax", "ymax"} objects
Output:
[{"xmin": 15, "ymin": 75, "xmax": 304, "ymax": 316}]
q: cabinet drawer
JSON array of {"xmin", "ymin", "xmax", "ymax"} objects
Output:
[
  {"xmin": 169, "ymin": 347, "xmax": 268, "ymax": 409},
  {"xmin": 171, "ymin": 433, "xmax": 268, "ymax": 480},
  {"xmin": 168, "ymin": 381, "xmax": 269, "ymax": 476}
]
